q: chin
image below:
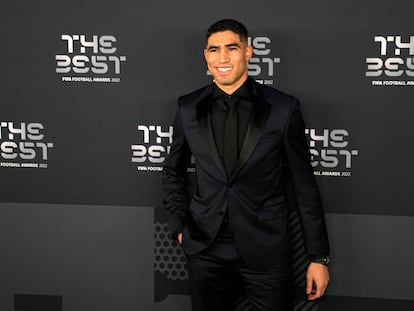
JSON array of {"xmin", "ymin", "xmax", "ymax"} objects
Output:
[{"xmin": 215, "ymin": 78, "xmax": 234, "ymax": 86}]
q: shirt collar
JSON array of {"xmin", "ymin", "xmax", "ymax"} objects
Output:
[{"xmin": 212, "ymin": 77, "xmax": 253, "ymax": 101}]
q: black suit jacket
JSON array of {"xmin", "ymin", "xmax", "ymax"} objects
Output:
[{"xmin": 162, "ymin": 79, "xmax": 329, "ymax": 270}]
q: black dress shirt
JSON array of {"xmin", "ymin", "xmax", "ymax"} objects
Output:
[{"xmin": 210, "ymin": 78, "xmax": 254, "ymax": 168}]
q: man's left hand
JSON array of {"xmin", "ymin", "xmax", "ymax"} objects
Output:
[{"xmin": 306, "ymin": 262, "xmax": 330, "ymax": 300}]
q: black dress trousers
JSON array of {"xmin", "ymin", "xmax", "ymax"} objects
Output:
[{"xmin": 186, "ymin": 221, "xmax": 293, "ymax": 311}]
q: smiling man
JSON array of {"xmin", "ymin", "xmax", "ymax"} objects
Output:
[
  {"xmin": 163, "ymin": 19, "xmax": 330, "ymax": 311},
  {"xmin": 204, "ymin": 30, "xmax": 251, "ymax": 93}
]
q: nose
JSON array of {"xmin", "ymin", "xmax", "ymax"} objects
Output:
[{"xmin": 218, "ymin": 49, "xmax": 230, "ymax": 63}]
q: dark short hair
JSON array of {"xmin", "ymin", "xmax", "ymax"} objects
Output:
[{"xmin": 205, "ymin": 19, "xmax": 249, "ymax": 46}]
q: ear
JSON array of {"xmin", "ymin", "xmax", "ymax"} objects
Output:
[
  {"xmin": 245, "ymin": 45, "xmax": 253, "ymax": 61},
  {"xmin": 203, "ymin": 48, "xmax": 208, "ymax": 62}
]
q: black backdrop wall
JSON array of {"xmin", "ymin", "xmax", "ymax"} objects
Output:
[{"xmin": 1, "ymin": 1, "xmax": 413, "ymax": 310}]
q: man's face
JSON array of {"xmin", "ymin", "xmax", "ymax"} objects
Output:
[{"xmin": 204, "ymin": 30, "xmax": 252, "ymax": 94}]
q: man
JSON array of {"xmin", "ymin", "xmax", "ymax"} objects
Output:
[{"xmin": 162, "ymin": 19, "xmax": 330, "ymax": 311}]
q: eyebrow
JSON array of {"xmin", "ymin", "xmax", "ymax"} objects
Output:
[{"xmin": 206, "ymin": 43, "xmax": 241, "ymax": 51}]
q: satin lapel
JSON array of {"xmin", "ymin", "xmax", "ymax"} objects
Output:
[
  {"xmin": 230, "ymin": 95, "xmax": 271, "ymax": 182},
  {"xmin": 196, "ymin": 86, "xmax": 227, "ymax": 179}
]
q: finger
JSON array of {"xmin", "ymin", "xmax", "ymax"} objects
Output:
[
  {"xmin": 310, "ymin": 280, "xmax": 327, "ymax": 300},
  {"xmin": 306, "ymin": 275, "xmax": 313, "ymax": 294},
  {"xmin": 313, "ymin": 285, "xmax": 323, "ymax": 299},
  {"xmin": 308, "ymin": 288, "xmax": 321, "ymax": 300}
]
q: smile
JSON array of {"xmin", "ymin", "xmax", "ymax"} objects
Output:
[{"xmin": 217, "ymin": 67, "xmax": 232, "ymax": 72}]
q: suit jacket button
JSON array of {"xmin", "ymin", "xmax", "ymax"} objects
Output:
[
  {"xmin": 218, "ymin": 211, "xmax": 225, "ymax": 216},
  {"xmin": 227, "ymin": 182, "xmax": 233, "ymax": 188}
]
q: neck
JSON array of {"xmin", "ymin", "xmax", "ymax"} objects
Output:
[{"xmin": 216, "ymin": 75, "xmax": 249, "ymax": 95}]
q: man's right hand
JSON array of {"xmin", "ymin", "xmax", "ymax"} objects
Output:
[{"xmin": 177, "ymin": 232, "xmax": 183, "ymax": 244}]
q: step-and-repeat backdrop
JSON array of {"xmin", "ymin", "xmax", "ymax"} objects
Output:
[{"xmin": 1, "ymin": 1, "xmax": 413, "ymax": 310}]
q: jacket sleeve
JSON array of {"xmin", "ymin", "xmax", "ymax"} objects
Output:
[
  {"xmin": 283, "ymin": 99, "xmax": 330, "ymax": 257},
  {"xmin": 162, "ymin": 103, "xmax": 192, "ymax": 239}
]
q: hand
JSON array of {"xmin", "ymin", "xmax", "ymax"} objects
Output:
[
  {"xmin": 306, "ymin": 262, "xmax": 330, "ymax": 300},
  {"xmin": 177, "ymin": 232, "xmax": 183, "ymax": 244}
]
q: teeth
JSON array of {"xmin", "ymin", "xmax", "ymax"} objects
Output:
[{"xmin": 217, "ymin": 67, "xmax": 232, "ymax": 72}]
